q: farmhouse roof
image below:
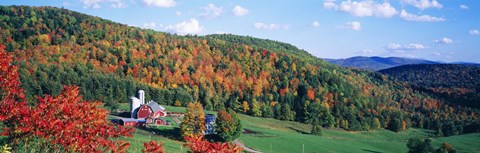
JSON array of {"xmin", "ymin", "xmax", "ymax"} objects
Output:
[
  {"xmin": 147, "ymin": 100, "xmax": 165, "ymax": 113},
  {"xmin": 120, "ymin": 118, "xmax": 145, "ymax": 123}
]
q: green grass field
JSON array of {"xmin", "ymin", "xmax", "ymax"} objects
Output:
[
  {"xmin": 236, "ymin": 113, "xmax": 480, "ymax": 153},
  {"xmin": 117, "ymin": 104, "xmax": 480, "ymax": 153}
]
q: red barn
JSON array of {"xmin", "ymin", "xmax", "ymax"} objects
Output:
[
  {"xmin": 136, "ymin": 101, "xmax": 167, "ymax": 119},
  {"xmin": 137, "ymin": 105, "xmax": 152, "ymax": 119}
]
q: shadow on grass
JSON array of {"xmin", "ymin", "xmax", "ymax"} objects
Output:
[
  {"xmin": 243, "ymin": 128, "xmax": 261, "ymax": 134},
  {"xmin": 361, "ymin": 149, "xmax": 382, "ymax": 153},
  {"xmin": 288, "ymin": 126, "xmax": 310, "ymax": 134},
  {"xmin": 138, "ymin": 126, "xmax": 183, "ymax": 141}
]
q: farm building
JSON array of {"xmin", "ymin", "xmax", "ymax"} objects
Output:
[
  {"xmin": 205, "ymin": 114, "xmax": 215, "ymax": 135},
  {"xmin": 146, "ymin": 117, "xmax": 169, "ymax": 126},
  {"xmin": 119, "ymin": 118, "xmax": 146, "ymax": 127},
  {"xmin": 137, "ymin": 100, "xmax": 167, "ymax": 119},
  {"xmin": 122, "ymin": 90, "xmax": 168, "ymax": 127},
  {"xmin": 130, "ymin": 90, "xmax": 167, "ymax": 119}
]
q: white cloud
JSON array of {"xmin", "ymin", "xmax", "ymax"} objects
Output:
[
  {"xmin": 469, "ymin": 29, "xmax": 480, "ymax": 35},
  {"xmin": 386, "ymin": 43, "xmax": 427, "ymax": 51},
  {"xmin": 433, "ymin": 37, "xmax": 453, "ymax": 44},
  {"xmin": 164, "ymin": 18, "xmax": 203, "ymax": 35},
  {"xmin": 254, "ymin": 22, "xmax": 290, "ymax": 30},
  {"xmin": 142, "ymin": 22, "xmax": 158, "ymax": 30},
  {"xmin": 323, "ymin": 0, "xmax": 338, "ymax": 9},
  {"xmin": 324, "ymin": 0, "xmax": 397, "ymax": 18},
  {"xmin": 400, "ymin": 10, "xmax": 445, "ymax": 22},
  {"xmin": 81, "ymin": 0, "xmax": 129, "ymax": 9},
  {"xmin": 338, "ymin": 0, "xmax": 397, "ymax": 18},
  {"xmin": 81, "ymin": 0, "xmax": 102, "ymax": 9},
  {"xmin": 312, "ymin": 21, "xmax": 320, "ymax": 28},
  {"xmin": 142, "ymin": 0, "xmax": 176, "ymax": 8},
  {"xmin": 200, "ymin": 3, "xmax": 223, "ymax": 19},
  {"xmin": 342, "ymin": 21, "xmax": 361, "ymax": 30},
  {"xmin": 460, "ymin": 5, "xmax": 469, "ymax": 10},
  {"xmin": 110, "ymin": 0, "xmax": 128, "ymax": 8},
  {"xmin": 401, "ymin": 0, "xmax": 442, "ymax": 10},
  {"xmin": 232, "ymin": 5, "xmax": 249, "ymax": 17},
  {"xmin": 176, "ymin": 11, "xmax": 182, "ymax": 16}
]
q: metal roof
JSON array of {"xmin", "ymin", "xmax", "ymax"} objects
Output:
[
  {"xmin": 120, "ymin": 118, "xmax": 145, "ymax": 123},
  {"xmin": 147, "ymin": 100, "xmax": 165, "ymax": 113}
]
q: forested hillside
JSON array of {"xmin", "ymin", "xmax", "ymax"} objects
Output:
[
  {"xmin": 380, "ymin": 64, "xmax": 480, "ymax": 108},
  {"xmin": 0, "ymin": 6, "xmax": 479, "ymax": 136}
]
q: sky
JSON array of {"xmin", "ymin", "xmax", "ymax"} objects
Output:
[{"xmin": 1, "ymin": 0, "xmax": 479, "ymax": 63}]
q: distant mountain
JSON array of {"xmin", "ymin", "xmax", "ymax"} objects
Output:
[
  {"xmin": 325, "ymin": 56, "xmax": 440, "ymax": 71},
  {"xmin": 380, "ymin": 64, "xmax": 480, "ymax": 108}
]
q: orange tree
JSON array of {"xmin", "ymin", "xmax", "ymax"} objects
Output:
[{"xmin": 0, "ymin": 44, "xmax": 133, "ymax": 152}]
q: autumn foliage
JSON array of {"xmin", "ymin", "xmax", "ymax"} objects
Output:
[
  {"xmin": 184, "ymin": 135, "xmax": 242, "ymax": 153},
  {"xmin": 0, "ymin": 44, "xmax": 133, "ymax": 152},
  {"xmin": 180, "ymin": 102, "xmax": 206, "ymax": 138},
  {"xmin": 142, "ymin": 141, "xmax": 164, "ymax": 153}
]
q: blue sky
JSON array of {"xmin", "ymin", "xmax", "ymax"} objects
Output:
[{"xmin": 1, "ymin": 0, "xmax": 479, "ymax": 62}]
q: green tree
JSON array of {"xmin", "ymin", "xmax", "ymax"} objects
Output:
[
  {"xmin": 250, "ymin": 99, "xmax": 262, "ymax": 117},
  {"xmin": 260, "ymin": 103, "xmax": 273, "ymax": 118},
  {"xmin": 388, "ymin": 111, "xmax": 404, "ymax": 132},
  {"xmin": 311, "ymin": 123, "xmax": 322, "ymax": 135},
  {"xmin": 407, "ymin": 138, "xmax": 434, "ymax": 153},
  {"xmin": 215, "ymin": 109, "xmax": 242, "ymax": 142},
  {"xmin": 278, "ymin": 103, "xmax": 295, "ymax": 121}
]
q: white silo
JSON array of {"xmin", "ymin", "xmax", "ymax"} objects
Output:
[
  {"xmin": 130, "ymin": 96, "xmax": 141, "ymax": 118},
  {"xmin": 138, "ymin": 90, "xmax": 145, "ymax": 105}
]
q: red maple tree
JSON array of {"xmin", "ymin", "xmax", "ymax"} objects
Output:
[
  {"xmin": 142, "ymin": 141, "xmax": 164, "ymax": 153},
  {"xmin": 0, "ymin": 44, "xmax": 133, "ymax": 152},
  {"xmin": 184, "ymin": 135, "xmax": 242, "ymax": 153}
]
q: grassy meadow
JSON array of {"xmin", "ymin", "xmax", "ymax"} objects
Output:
[{"xmin": 116, "ymin": 104, "xmax": 480, "ymax": 153}]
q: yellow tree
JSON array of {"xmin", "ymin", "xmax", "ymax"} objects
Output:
[
  {"xmin": 242, "ymin": 101, "xmax": 250, "ymax": 113},
  {"xmin": 180, "ymin": 102, "xmax": 206, "ymax": 138}
]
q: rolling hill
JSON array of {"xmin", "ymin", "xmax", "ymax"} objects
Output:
[
  {"xmin": 325, "ymin": 56, "xmax": 440, "ymax": 71},
  {"xmin": 380, "ymin": 64, "xmax": 480, "ymax": 108},
  {"xmin": 0, "ymin": 5, "xmax": 479, "ymax": 139}
]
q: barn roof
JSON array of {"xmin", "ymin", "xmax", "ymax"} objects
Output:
[
  {"xmin": 147, "ymin": 100, "xmax": 165, "ymax": 113},
  {"xmin": 121, "ymin": 118, "xmax": 145, "ymax": 123}
]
